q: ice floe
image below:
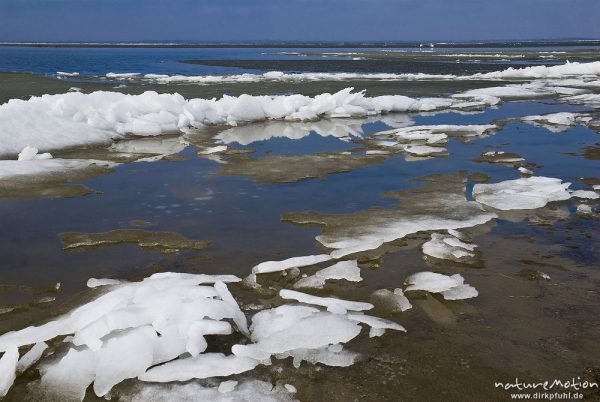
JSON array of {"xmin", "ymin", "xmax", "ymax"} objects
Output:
[
  {"xmin": 472, "ymin": 176, "xmax": 572, "ymax": 210},
  {"xmin": 76, "ymin": 61, "xmax": 600, "ymax": 85},
  {"xmin": 17, "ymin": 146, "xmax": 52, "ymax": 161},
  {"xmin": 0, "ymin": 271, "xmax": 405, "ymax": 399},
  {"xmin": 0, "ymin": 88, "xmax": 497, "ymax": 157},
  {"xmin": 422, "ymin": 232, "xmax": 478, "ymax": 263},
  {"xmin": 404, "ymin": 272, "xmax": 478, "ymax": 300},
  {"xmin": 293, "ymin": 260, "xmax": 362, "ymax": 289},
  {"xmin": 521, "ymin": 112, "xmax": 591, "ymax": 132}
]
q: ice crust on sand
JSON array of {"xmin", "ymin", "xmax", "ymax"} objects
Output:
[
  {"xmin": 283, "ymin": 174, "xmax": 496, "ymax": 258},
  {"xmin": 0, "ymin": 158, "xmax": 114, "ymax": 181},
  {"xmin": 404, "ymin": 272, "xmax": 478, "ymax": 300},
  {"xmin": 371, "ymin": 289, "xmax": 412, "ymax": 312},
  {"xmin": 473, "ymin": 176, "xmax": 572, "ymax": 210},
  {"xmin": 122, "ymin": 380, "xmax": 298, "ymax": 402},
  {"xmin": 293, "ymin": 260, "xmax": 362, "ymax": 289},
  {"xmin": 0, "ymin": 88, "xmax": 497, "ymax": 156}
]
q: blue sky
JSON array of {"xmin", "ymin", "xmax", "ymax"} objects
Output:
[{"xmin": 0, "ymin": 0, "xmax": 598, "ymax": 42}]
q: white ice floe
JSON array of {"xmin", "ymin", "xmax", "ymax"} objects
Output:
[
  {"xmin": 521, "ymin": 112, "xmax": 591, "ymax": 132},
  {"xmin": 16, "ymin": 342, "xmax": 47, "ymax": 375},
  {"xmin": 404, "ymin": 272, "xmax": 478, "ymax": 300},
  {"xmin": 232, "ymin": 294, "xmax": 403, "ymax": 366},
  {"xmin": 0, "ymin": 88, "xmax": 496, "ymax": 157},
  {"xmin": 218, "ymin": 380, "xmax": 238, "ymax": 393},
  {"xmin": 199, "ymin": 145, "xmax": 228, "ymax": 154},
  {"xmin": 404, "ymin": 144, "xmax": 446, "ymax": 156},
  {"xmin": 106, "ymin": 72, "xmax": 141, "ymax": 78},
  {"xmin": 571, "ymin": 190, "xmax": 600, "ymax": 199},
  {"xmin": 518, "ymin": 167, "xmax": 533, "ymax": 175},
  {"xmin": 374, "ymin": 124, "xmax": 495, "ymax": 143},
  {"xmin": 279, "ymin": 289, "xmax": 373, "ymax": 314},
  {"xmin": 0, "ymin": 346, "xmax": 18, "ymax": 397},
  {"xmin": 0, "ymin": 271, "xmax": 405, "ymax": 399},
  {"xmin": 422, "ymin": 232, "xmax": 477, "ymax": 262},
  {"xmin": 0, "ymin": 273, "xmax": 242, "ymax": 398},
  {"xmin": 57, "ymin": 71, "xmax": 80, "ymax": 77},
  {"xmin": 576, "ymin": 204, "xmax": 594, "ymax": 215},
  {"xmin": 139, "ymin": 353, "xmax": 259, "ymax": 383},
  {"xmin": 472, "ymin": 176, "xmax": 572, "ymax": 210},
  {"xmin": 293, "ymin": 260, "xmax": 362, "ymax": 289},
  {"xmin": 93, "ymin": 61, "xmax": 600, "ymax": 85},
  {"xmin": 251, "ymin": 254, "xmax": 332, "ymax": 276}
]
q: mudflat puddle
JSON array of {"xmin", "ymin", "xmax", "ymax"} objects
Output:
[{"xmin": 1, "ymin": 94, "xmax": 599, "ymax": 400}]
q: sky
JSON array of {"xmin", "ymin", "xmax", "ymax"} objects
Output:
[{"xmin": 0, "ymin": 0, "xmax": 599, "ymax": 42}]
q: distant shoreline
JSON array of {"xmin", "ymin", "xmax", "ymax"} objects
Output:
[{"xmin": 1, "ymin": 40, "xmax": 600, "ymax": 49}]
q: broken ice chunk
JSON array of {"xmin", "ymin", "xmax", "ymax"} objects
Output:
[
  {"xmin": 0, "ymin": 346, "xmax": 18, "ymax": 397},
  {"xmin": 422, "ymin": 232, "xmax": 477, "ymax": 263},
  {"xmin": 16, "ymin": 342, "xmax": 47, "ymax": 374},
  {"xmin": 214, "ymin": 281, "xmax": 249, "ymax": 336},
  {"xmin": 279, "ymin": 289, "xmax": 373, "ymax": 314},
  {"xmin": 293, "ymin": 260, "xmax": 362, "ymax": 289},
  {"xmin": 218, "ymin": 380, "xmax": 238, "ymax": 393},
  {"xmin": 139, "ymin": 353, "xmax": 260, "ymax": 382},
  {"xmin": 404, "ymin": 272, "xmax": 478, "ymax": 300},
  {"xmin": 17, "ymin": 145, "xmax": 53, "ymax": 161}
]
